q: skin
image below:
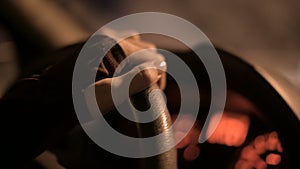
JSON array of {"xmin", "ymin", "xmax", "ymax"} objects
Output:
[
  {"xmin": 171, "ymin": 91, "xmax": 283, "ymax": 168},
  {"xmin": 206, "ymin": 111, "xmax": 250, "ymax": 147},
  {"xmin": 235, "ymin": 131, "xmax": 283, "ymax": 169},
  {"xmin": 91, "ymin": 35, "xmax": 166, "ymax": 114},
  {"xmin": 172, "ymin": 114, "xmax": 201, "ymax": 161},
  {"xmin": 89, "ymin": 32, "xmax": 283, "ymax": 167}
]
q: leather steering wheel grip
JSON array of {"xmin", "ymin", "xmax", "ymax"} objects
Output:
[{"xmin": 130, "ymin": 84, "xmax": 178, "ymax": 169}]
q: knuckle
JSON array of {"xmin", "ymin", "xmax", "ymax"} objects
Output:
[{"xmin": 139, "ymin": 69, "xmax": 157, "ymax": 84}]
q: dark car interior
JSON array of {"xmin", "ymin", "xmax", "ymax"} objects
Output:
[{"xmin": 1, "ymin": 1, "xmax": 299, "ymax": 169}]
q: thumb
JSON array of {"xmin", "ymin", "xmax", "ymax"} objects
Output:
[
  {"xmin": 112, "ymin": 65, "xmax": 162, "ymax": 97},
  {"xmin": 87, "ymin": 66, "xmax": 162, "ymax": 115}
]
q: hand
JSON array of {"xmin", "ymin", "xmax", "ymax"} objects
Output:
[
  {"xmin": 235, "ymin": 131, "xmax": 283, "ymax": 169},
  {"xmin": 92, "ymin": 32, "xmax": 166, "ymax": 114},
  {"xmin": 206, "ymin": 111, "xmax": 250, "ymax": 147},
  {"xmin": 171, "ymin": 90, "xmax": 255, "ymax": 162},
  {"xmin": 172, "ymin": 114, "xmax": 201, "ymax": 161},
  {"xmin": 206, "ymin": 90, "xmax": 257, "ymax": 147},
  {"xmin": 172, "ymin": 111, "xmax": 250, "ymax": 162}
]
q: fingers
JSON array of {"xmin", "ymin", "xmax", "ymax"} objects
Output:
[
  {"xmin": 253, "ymin": 135, "xmax": 267, "ymax": 154},
  {"xmin": 252, "ymin": 131, "xmax": 283, "ymax": 154},
  {"xmin": 238, "ymin": 145, "xmax": 268, "ymax": 169},
  {"xmin": 114, "ymin": 33, "xmax": 166, "ymax": 92},
  {"xmin": 266, "ymin": 153, "xmax": 281, "ymax": 165},
  {"xmin": 91, "ymin": 30, "xmax": 167, "ymax": 114},
  {"xmin": 183, "ymin": 144, "xmax": 200, "ymax": 161},
  {"xmin": 235, "ymin": 159, "xmax": 267, "ymax": 169},
  {"xmin": 173, "ymin": 115, "xmax": 201, "ymax": 145},
  {"xmin": 236, "ymin": 131, "xmax": 283, "ymax": 169},
  {"xmin": 117, "ymin": 31, "xmax": 164, "ymax": 72},
  {"xmin": 100, "ymin": 28, "xmax": 141, "ymax": 41},
  {"xmin": 92, "ymin": 67, "xmax": 164, "ymax": 114},
  {"xmin": 128, "ymin": 68, "xmax": 162, "ymax": 95},
  {"xmin": 174, "ymin": 126, "xmax": 201, "ymax": 149},
  {"xmin": 174, "ymin": 131, "xmax": 190, "ymax": 148},
  {"xmin": 101, "ymin": 28, "xmax": 166, "ymax": 91},
  {"xmin": 235, "ymin": 159, "xmax": 253, "ymax": 169},
  {"xmin": 172, "ymin": 114, "xmax": 201, "ymax": 161},
  {"xmin": 91, "ymin": 78, "xmax": 114, "ymax": 115},
  {"xmin": 129, "ymin": 38, "xmax": 156, "ymax": 51},
  {"xmin": 266, "ymin": 131, "xmax": 283, "ymax": 152},
  {"xmin": 117, "ymin": 48, "xmax": 165, "ymax": 73},
  {"xmin": 207, "ymin": 112, "xmax": 250, "ymax": 147},
  {"xmin": 157, "ymin": 68, "xmax": 167, "ymax": 90},
  {"xmin": 119, "ymin": 36, "xmax": 157, "ymax": 57}
]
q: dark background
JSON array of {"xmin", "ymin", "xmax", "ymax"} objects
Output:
[{"xmin": 0, "ymin": 0, "xmax": 299, "ymax": 168}]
